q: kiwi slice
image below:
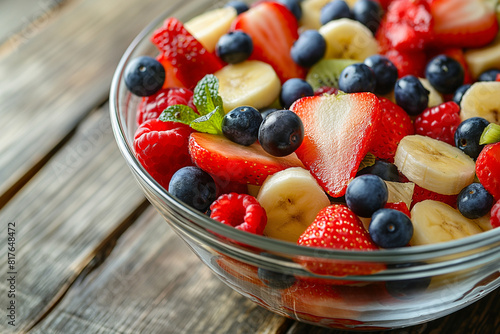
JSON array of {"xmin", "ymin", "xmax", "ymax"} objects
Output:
[
  {"xmin": 480, "ymin": 123, "xmax": 500, "ymax": 145},
  {"xmin": 306, "ymin": 58, "xmax": 358, "ymax": 91}
]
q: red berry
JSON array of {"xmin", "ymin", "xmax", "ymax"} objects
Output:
[
  {"xmin": 370, "ymin": 97, "xmax": 414, "ymax": 162},
  {"xmin": 314, "ymin": 86, "xmax": 338, "ymax": 96},
  {"xmin": 133, "ymin": 119, "xmax": 194, "ymax": 189},
  {"xmin": 411, "ymin": 184, "xmax": 458, "ymax": 209},
  {"xmin": 384, "ymin": 202, "xmax": 411, "ymax": 218},
  {"xmin": 210, "ymin": 193, "xmax": 267, "ymax": 235},
  {"xmin": 383, "ymin": 48, "xmax": 427, "ymax": 78},
  {"xmin": 136, "ymin": 87, "xmax": 196, "ymax": 126},
  {"xmin": 151, "ymin": 17, "xmax": 223, "ymax": 89},
  {"xmin": 476, "ymin": 142, "xmax": 500, "ymax": 201},
  {"xmin": 414, "ymin": 102, "xmax": 461, "ymax": 146},
  {"xmin": 490, "ymin": 200, "xmax": 500, "ymax": 229}
]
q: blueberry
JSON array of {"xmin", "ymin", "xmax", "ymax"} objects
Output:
[
  {"xmin": 477, "ymin": 68, "xmax": 500, "ymax": 82},
  {"xmin": 280, "ymin": 78, "xmax": 314, "ymax": 109},
  {"xmin": 320, "ymin": 0, "xmax": 352, "ymax": 25},
  {"xmin": 454, "ymin": 117, "xmax": 490, "ymax": 159},
  {"xmin": 352, "ymin": 0, "xmax": 382, "ymax": 35},
  {"xmin": 364, "ymin": 55, "xmax": 398, "ymax": 95},
  {"xmin": 216, "ymin": 31, "xmax": 253, "ymax": 64},
  {"xmin": 168, "ymin": 166, "xmax": 217, "ymax": 212},
  {"xmin": 257, "ymin": 253, "xmax": 296, "ymax": 289},
  {"xmin": 258, "ymin": 109, "xmax": 304, "ymax": 156},
  {"xmin": 291, "ymin": 30, "xmax": 326, "ymax": 67},
  {"xmin": 338, "ymin": 63, "xmax": 376, "ymax": 93},
  {"xmin": 222, "ymin": 106, "xmax": 263, "ymax": 146},
  {"xmin": 124, "ymin": 56, "xmax": 165, "ymax": 96},
  {"xmin": 260, "ymin": 108, "xmax": 279, "ymax": 120},
  {"xmin": 224, "ymin": 0, "xmax": 249, "ymax": 15},
  {"xmin": 345, "ymin": 174, "xmax": 388, "ymax": 218},
  {"xmin": 369, "ymin": 209, "xmax": 413, "ymax": 248},
  {"xmin": 425, "ymin": 55, "xmax": 464, "ymax": 94},
  {"xmin": 457, "ymin": 183, "xmax": 495, "ymax": 219},
  {"xmin": 394, "ymin": 75, "xmax": 429, "ymax": 116},
  {"xmin": 278, "ymin": 0, "xmax": 302, "ymax": 20},
  {"xmin": 357, "ymin": 160, "xmax": 403, "ymax": 182},
  {"xmin": 452, "ymin": 83, "xmax": 471, "ymax": 106},
  {"xmin": 385, "ymin": 263, "xmax": 431, "ymax": 299}
]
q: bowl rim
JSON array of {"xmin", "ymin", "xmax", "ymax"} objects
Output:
[{"xmin": 109, "ymin": 1, "xmax": 500, "ymax": 263}]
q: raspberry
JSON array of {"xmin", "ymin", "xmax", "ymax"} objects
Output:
[
  {"xmin": 136, "ymin": 87, "xmax": 196, "ymax": 126},
  {"xmin": 411, "ymin": 184, "xmax": 458, "ymax": 209},
  {"xmin": 414, "ymin": 101, "xmax": 461, "ymax": 146},
  {"xmin": 491, "ymin": 200, "xmax": 500, "ymax": 229},
  {"xmin": 210, "ymin": 193, "xmax": 267, "ymax": 235},
  {"xmin": 133, "ymin": 119, "xmax": 194, "ymax": 189},
  {"xmin": 476, "ymin": 142, "xmax": 500, "ymax": 201}
]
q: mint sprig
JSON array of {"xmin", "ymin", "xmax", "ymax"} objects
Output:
[{"xmin": 158, "ymin": 74, "xmax": 225, "ymax": 134}]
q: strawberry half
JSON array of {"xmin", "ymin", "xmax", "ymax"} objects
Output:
[
  {"xmin": 188, "ymin": 132, "xmax": 304, "ymax": 186},
  {"xmin": 151, "ymin": 17, "xmax": 223, "ymax": 89},
  {"xmin": 370, "ymin": 97, "xmax": 414, "ymax": 162},
  {"xmin": 430, "ymin": 0, "xmax": 498, "ymax": 49},
  {"xmin": 297, "ymin": 204, "xmax": 384, "ymax": 281},
  {"xmin": 231, "ymin": 1, "xmax": 306, "ymax": 83},
  {"xmin": 291, "ymin": 93, "xmax": 381, "ymax": 197}
]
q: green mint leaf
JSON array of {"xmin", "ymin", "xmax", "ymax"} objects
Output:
[
  {"xmin": 193, "ymin": 74, "xmax": 224, "ymax": 116},
  {"xmin": 159, "ymin": 104, "xmax": 198, "ymax": 125},
  {"xmin": 190, "ymin": 106, "xmax": 225, "ymax": 135}
]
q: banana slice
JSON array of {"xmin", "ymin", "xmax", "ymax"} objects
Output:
[
  {"xmin": 185, "ymin": 7, "xmax": 237, "ymax": 53},
  {"xmin": 419, "ymin": 78, "xmax": 443, "ymax": 107},
  {"xmin": 299, "ymin": 0, "xmax": 331, "ymax": 30},
  {"xmin": 393, "ymin": 135, "xmax": 476, "ymax": 195},
  {"xmin": 460, "ymin": 81, "xmax": 500, "ymax": 124},
  {"xmin": 319, "ymin": 18, "xmax": 379, "ymax": 61},
  {"xmin": 464, "ymin": 34, "xmax": 500, "ymax": 79},
  {"xmin": 256, "ymin": 167, "xmax": 330, "ymax": 243},
  {"xmin": 410, "ymin": 200, "xmax": 490, "ymax": 246},
  {"xmin": 214, "ymin": 60, "xmax": 281, "ymax": 113}
]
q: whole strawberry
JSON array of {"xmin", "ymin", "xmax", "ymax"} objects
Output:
[
  {"xmin": 136, "ymin": 87, "xmax": 196, "ymax": 126},
  {"xmin": 133, "ymin": 119, "xmax": 194, "ymax": 189},
  {"xmin": 414, "ymin": 101, "xmax": 461, "ymax": 146},
  {"xmin": 297, "ymin": 204, "xmax": 383, "ymax": 281},
  {"xmin": 476, "ymin": 142, "xmax": 500, "ymax": 201},
  {"xmin": 370, "ymin": 97, "xmax": 414, "ymax": 162}
]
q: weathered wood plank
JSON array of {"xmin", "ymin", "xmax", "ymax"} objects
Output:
[
  {"xmin": 0, "ymin": 0, "xmax": 192, "ymax": 208},
  {"xmin": 30, "ymin": 206, "xmax": 291, "ymax": 334},
  {"xmin": 0, "ymin": 106, "xmax": 147, "ymax": 333}
]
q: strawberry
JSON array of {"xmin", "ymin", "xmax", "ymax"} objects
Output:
[
  {"xmin": 156, "ymin": 54, "xmax": 186, "ymax": 89},
  {"xmin": 383, "ymin": 48, "xmax": 427, "ymax": 78},
  {"xmin": 231, "ymin": 1, "xmax": 306, "ymax": 83},
  {"xmin": 476, "ymin": 142, "xmax": 500, "ymax": 201},
  {"xmin": 414, "ymin": 101, "xmax": 461, "ymax": 146},
  {"xmin": 384, "ymin": 202, "xmax": 411, "ymax": 218},
  {"xmin": 429, "ymin": 0, "xmax": 498, "ymax": 49},
  {"xmin": 291, "ymin": 93, "xmax": 381, "ymax": 197},
  {"xmin": 490, "ymin": 200, "xmax": 500, "ymax": 229},
  {"xmin": 133, "ymin": 119, "xmax": 194, "ymax": 189},
  {"xmin": 151, "ymin": 17, "xmax": 223, "ymax": 89},
  {"xmin": 210, "ymin": 193, "xmax": 267, "ymax": 235},
  {"xmin": 215, "ymin": 254, "xmax": 265, "ymax": 287},
  {"xmin": 297, "ymin": 204, "xmax": 384, "ymax": 281},
  {"xmin": 369, "ymin": 97, "xmax": 414, "ymax": 162},
  {"xmin": 376, "ymin": 0, "xmax": 434, "ymax": 52},
  {"xmin": 411, "ymin": 184, "xmax": 458, "ymax": 209},
  {"xmin": 136, "ymin": 87, "xmax": 197, "ymax": 126},
  {"xmin": 188, "ymin": 132, "xmax": 304, "ymax": 186}
]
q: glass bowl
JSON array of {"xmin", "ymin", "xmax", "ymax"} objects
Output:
[{"xmin": 109, "ymin": 0, "xmax": 500, "ymax": 330}]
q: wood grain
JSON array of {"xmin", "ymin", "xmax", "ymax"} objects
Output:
[
  {"xmin": 30, "ymin": 206, "xmax": 290, "ymax": 334},
  {"xmin": 0, "ymin": 107, "xmax": 147, "ymax": 333}
]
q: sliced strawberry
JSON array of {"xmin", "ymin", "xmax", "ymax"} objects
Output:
[
  {"xmin": 231, "ymin": 1, "xmax": 306, "ymax": 83},
  {"xmin": 151, "ymin": 17, "xmax": 223, "ymax": 89},
  {"xmin": 376, "ymin": 0, "xmax": 434, "ymax": 52},
  {"xmin": 291, "ymin": 93, "xmax": 381, "ymax": 197},
  {"xmin": 297, "ymin": 204, "xmax": 384, "ymax": 281},
  {"xmin": 370, "ymin": 97, "xmax": 414, "ymax": 163},
  {"xmin": 156, "ymin": 54, "xmax": 186, "ymax": 89},
  {"xmin": 215, "ymin": 254, "xmax": 265, "ymax": 287},
  {"xmin": 411, "ymin": 184, "xmax": 458, "ymax": 209},
  {"xmin": 188, "ymin": 132, "xmax": 304, "ymax": 186},
  {"xmin": 491, "ymin": 200, "xmax": 500, "ymax": 229},
  {"xmin": 430, "ymin": 0, "xmax": 498, "ymax": 49},
  {"xmin": 383, "ymin": 48, "xmax": 427, "ymax": 78}
]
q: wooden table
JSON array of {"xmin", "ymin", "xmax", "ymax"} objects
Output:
[{"xmin": 0, "ymin": 0, "xmax": 498, "ymax": 333}]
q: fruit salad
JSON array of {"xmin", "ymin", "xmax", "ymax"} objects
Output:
[{"xmin": 125, "ymin": 0, "xmax": 500, "ymax": 258}]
